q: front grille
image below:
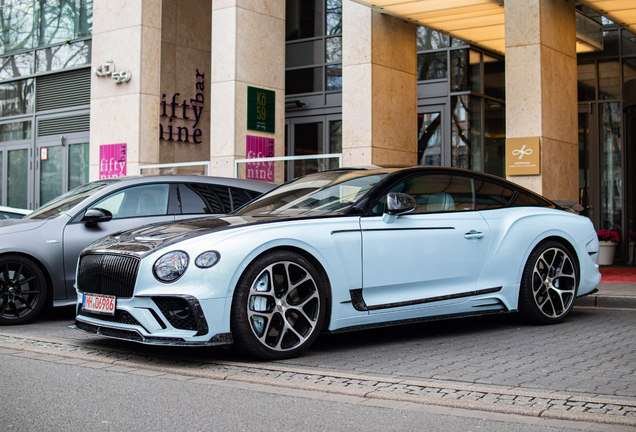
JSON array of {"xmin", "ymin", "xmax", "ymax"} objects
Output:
[
  {"xmin": 153, "ymin": 297, "xmax": 198, "ymax": 331},
  {"xmin": 78, "ymin": 254, "xmax": 140, "ymax": 298},
  {"xmin": 75, "ymin": 320, "xmax": 144, "ymax": 342}
]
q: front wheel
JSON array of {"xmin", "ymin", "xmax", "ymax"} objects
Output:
[
  {"xmin": 519, "ymin": 241, "xmax": 578, "ymax": 325},
  {"xmin": 231, "ymin": 250, "xmax": 326, "ymax": 360},
  {"xmin": 0, "ymin": 255, "xmax": 48, "ymax": 325}
]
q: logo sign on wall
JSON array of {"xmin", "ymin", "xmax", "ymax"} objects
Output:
[
  {"xmin": 247, "ymin": 86, "xmax": 275, "ymax": 133},
  {"xmin": 505, "ymin": 137, "xmax": 541, "ymax": 176},
  {"xmin": 246, "ymin": 136, "xmax": 274, "ymax": 182},
  {"xmin": 99, "ymin": 143, "xmax": 127, "ymax": 179}
]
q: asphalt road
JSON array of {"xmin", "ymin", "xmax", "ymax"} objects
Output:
[{"xmin": 0, "ymin": 353, "xmax": 587, "ymax": 432}]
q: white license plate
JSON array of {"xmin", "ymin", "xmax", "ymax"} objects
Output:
[{"xmin": 82, "ymin": 293, "xmax": 116, "ymax": 315}]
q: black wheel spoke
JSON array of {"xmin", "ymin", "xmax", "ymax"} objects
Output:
[{"xmin": 0, "ymin": 256, "xmax": 47, "ymax": 324}]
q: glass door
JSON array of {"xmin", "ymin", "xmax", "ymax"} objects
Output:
[
  {"xmin": 418, "ymin": 104, "xmax": 446, "ymax": 166},
  {"xmin": 3, "ymin": 143, "xmax": 33, "ymax": 210},
  {"xmin": 578, "ymin": 104, "xmax": 599, "ymax": 222}
]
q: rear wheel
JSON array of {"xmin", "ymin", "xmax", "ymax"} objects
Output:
[
  {"xmin": 519, "ymin": 241, "xmax": 578, "ymax": 324},
  {"xmin": 0, "ymin": 255, "xmax": 47, "ymax": 325},
  {"xmin": 231, "ymin": 250, "xmax": 326, "ymax": 360}
]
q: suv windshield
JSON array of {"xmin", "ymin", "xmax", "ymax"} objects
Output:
[
  {"xmin": 26, "ymin": 180, "xmax": 119, "ymax": 220},
  {"xmin": 235, "ymin": 171, "xmax": 386, "ymax": 217}
]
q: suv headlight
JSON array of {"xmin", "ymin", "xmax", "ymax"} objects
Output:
[{"xmin": 153, "ymin": 251, "xmax": 189, "ymax": 282}]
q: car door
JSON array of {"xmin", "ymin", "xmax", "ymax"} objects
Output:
[
  {"xmin": 360, "ymin": 173, "xmax": 491, "ymax": 313},
  {"xmin": 62, "ymin": 183, "xmax": 175, "ymax": 295}
]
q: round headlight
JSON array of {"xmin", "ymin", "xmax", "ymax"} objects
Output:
[
  {"xmin": 153, "ymin": 251, "xmax": 189, "ymax": 282},
  {"xmin": 195, "ymin": 251, "xmax": 221, "ymax": 269}
]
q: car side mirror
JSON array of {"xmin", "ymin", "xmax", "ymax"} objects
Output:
[
  {"xmin": 83, "ymin": 208, "xmax": 113, "ymax": 227},
  {"xmin": 382, "ymin": 192, "xmax": 416, "ymax": 223}
]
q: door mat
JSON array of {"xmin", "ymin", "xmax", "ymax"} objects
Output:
[{"xmin": 600, "ymin": 267, "xmax": 636, "ymax": 283}]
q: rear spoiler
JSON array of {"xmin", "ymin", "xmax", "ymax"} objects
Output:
[{"xmin": 552, "ymin": 200, "xmax": 584, "ymax": 214}]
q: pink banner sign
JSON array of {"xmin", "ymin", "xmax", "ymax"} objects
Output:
[
  {"xmin": 246, "ymin": 136, "xmax": 274, "ymax": 182},
  {"xmin": 99, "ymin": 143, "xmax": 127, "ymax": 179}
]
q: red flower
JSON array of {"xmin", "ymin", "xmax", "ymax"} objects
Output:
[{"xmin": 597, "ymin": 230, "xmax": 620, "ymax": 242}]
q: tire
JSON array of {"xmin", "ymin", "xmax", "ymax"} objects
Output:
[
  {"xmin": 0, "ymin": 255, "xmax": 48, "ymax": 325},
  {"xmin": 518, "ymin": 241, "xmax": 578, "ymax": 325},
  {"xmin": 231, "ymin": 250, "xmax": 326, "ymax": 360}
]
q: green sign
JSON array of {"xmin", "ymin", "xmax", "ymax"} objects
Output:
[{"xmin": 247, "ymin": 86, "xmax": 275, "ymax": 133}]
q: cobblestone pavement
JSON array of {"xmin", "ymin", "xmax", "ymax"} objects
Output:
[{"xmin": 0, "ymin": 305, "xmax": 635, "ymax": 427}]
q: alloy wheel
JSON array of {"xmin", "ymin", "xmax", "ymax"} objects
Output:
[{"xmin": 530, "ymin": 247, "xmax": 577, "ymax": 319}]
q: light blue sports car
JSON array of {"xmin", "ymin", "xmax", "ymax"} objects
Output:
[{"xmin": 73, "ymin": 167, "xmax": 601, "ymax": 359}]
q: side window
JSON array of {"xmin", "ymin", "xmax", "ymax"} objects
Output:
[
  {"xmin": 230, "ymin": 188, "xmax": 258, "ymax": 209},
  {"xmin": 509, "ymin": 189, "xmax": 553, "ymax": 208},
  {"xmin": 179, "ymin": 183, "xmax": 231, "ymax": 214},
  {"xmin": 93, "ymin": 184, "xmax": 169, "ymax": 219},
  {"xmin": 370, "ymin": 174, "xmax": 473, "ymax": 215},
  {"xmin": 474, "ymin": 180, "xmax": 514, "ymax": 210}
]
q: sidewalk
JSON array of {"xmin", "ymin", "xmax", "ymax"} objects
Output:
[{"xmin": 575, "ymin": 283, "xmax": 636, "ymax": 309}]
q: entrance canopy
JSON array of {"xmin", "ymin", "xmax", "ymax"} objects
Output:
[{"xmin": 350, "ymin": 0, "xmax": 636, "ymax": 54}]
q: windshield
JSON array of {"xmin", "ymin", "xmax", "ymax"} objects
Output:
[
  {"xmin": 235, "ymin": 171, "xmax": 386, "ymax": 217},
  {"xmin": 26, "ymin": 180, "xmax": 119, "ymax": 220}
]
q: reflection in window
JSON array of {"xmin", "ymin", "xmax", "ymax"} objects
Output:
[
  {"xmin": 325, "ymin": 36, "xmax": 341, "ymax": 63},
  {"xmin": 329, "ymin": 120, "xmax": 342, "ymax": 161},
  {"xmin": 326, "ymin": 0, "xmax": 342, "ymax": 35},
  {"xmin": 69, "ymin": 142, "xmax": 89, "ymax": 190},
  {"xmin": 417, "ymin": 112, "xmax": 442, "ymax": 166},
  {"xmin": 393, "ymin": 175, "xmax": 473, "ymax": 214},
  {"xmin": 286, "ymin": 0, "xmax": 323, "ymax": 41},
  {"xmin": 598, "ymin": 61, "xmax": 621, "ymax": 100},
  {"xmin": 40, "ymin": 145, "xmax": 64, "ymax": 205},
  {"xmin": 578, "ymin": 63, "xmax": 596, "ymax": 101},
  {"xmin": 484, "ymin": 100, "xmax": 505, "ymax": 177},
  {"xmin": 286, "ymin": 68, "xmax": 322, "ymax": 95},
  {"xmin": 0, "ymin": 0, "xmax": 93, "ymax": 55},
  {"xmin": 0, "ymin": 51, "xmax": 33, "ymax": 80},
  {"xmin": 286, "ymin": 40, "xmax": 323, "ymax": 68},
  {"xmin": 0, "ymin": 120, "xmax": 31, "ymax": 141},
  {"xmin": 416, "ymin": 27, "xmax": 450, "ymax": 51},
  {"xmin": 623, "ymin": 29, "xmax": 636, "ymax": 56},
  {"xmin": 35, "ymin": 39, "xmax": 91, "ymax": 73},
  {"xmin": 451, "ymin": 95, "xmax": 471, "ymax": 169},
  {"xmin": 326, "ymin": 64, "xmax": 341, "ymax": 90},
  {"xmin": 417, "ymin": 52, "xmax": 447, "ymax": 81},
  {"xmin": 600, "ymin": 102, "xmax": 622, "ymax": 240},
  {"xmin": 0, "ymin": 150, "xmax": 3, "ymax": 203},
  {"xmin": 94, "ymin": 184, "xmax": 170, "ymax": 219},
  {"xmin": 0, "ymin": 78, "xmax": 34, "ymax": 117},
  {"xmin": 8, "ymin": 148, "xmax": 28, "ymax": 209},
  {"xmin": 451, "ymin": 50, "xmax": 468, "ymax": 92},
  {"xmin": 470, "ymin": 50, "xmax": 481, "ymax": 93},
  {"xmin": 483, "ymin": 55, "xmax": 505, "ymax": 99}
]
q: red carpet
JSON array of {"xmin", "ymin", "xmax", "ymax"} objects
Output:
[{"xmin": 600, "ymin": 267, "xmax": 636, "ymax": 283}]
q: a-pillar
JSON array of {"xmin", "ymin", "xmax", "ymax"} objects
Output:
[
  {"xmin": 90, "ymin": 0, "xmax": 162, "ymax": 179},
  {"xmin": 342, "ymin": 0, "xmax": 417, "ymax": 167},
  {"xmin": 505, "ymin": 0, "xmax": 578, "ymax": 201},
  {"xmin": 210, "ymin": 1, "xmax": 285, "ymax": 180}
]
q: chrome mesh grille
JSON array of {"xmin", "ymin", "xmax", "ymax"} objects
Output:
[{"xmin": 77, "ymin": 254, "xmax": 140, "ymax": 298}]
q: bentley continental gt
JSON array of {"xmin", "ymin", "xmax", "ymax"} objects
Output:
[{"xmin": 73, "ymin": 167, "xmax": 601, "ymax": 359}]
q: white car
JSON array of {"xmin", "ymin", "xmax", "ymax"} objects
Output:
[
  {"xmin": 0, "ymin": 206, "xmax": 32, "ymax": 220},
  {"xmin": 73, "ymin": 167, "xmax": 601, "ymax": 360}
]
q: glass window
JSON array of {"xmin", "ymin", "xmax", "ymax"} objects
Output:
[
  {"xmin": 40, "ymin": 145, "xmax": 64, "ymax": 206},
  {"xmin": 68, "ymin": 142, "xmax": 89, "ymax": 190},
  {"xmin": 286, "ymin": 67, "xmax": 322, "ymax": 95},
  {"xmin": 325, "ymin": 36, "xmax": 341, "ymax": 63},
  {"xmin": 578, "ymin": 63, "xmax": 596, "ymax": 101},
  {"xmin": 7, "ymin": 148, "xmax": 28, "ymax": 209},
  {"xmin": 623, "ymin": 58, "xmax": 636, "ymax": 84},
  {"xmin": 601, "ymin": 29, "xmax": 619, "ymax": 57},
  {"xmin": 329, "ymin": 120, "xmax": 342, "ymax": 169},
  {"xmin": 34, "ymin": 0, "xmax": 93, "ymax": 47},
  {"xmin": 0, "ymin": 0, "xmax": 36, "ymax": 55},
  {"xmin": 474, "ymin": 179, "xmax": 513, "ymax": 210},
  {"xmin": 0, "ymin": 79, "xmax": 35, "ymax": 118},
  {"xmin": 286, "ymin": 40, "xmax": 323, "ymax": 68},
  {"xmin": 599, "ymin": 61, "xmax": 621, "ymax": 100},
  {"xmin": 451, "ymin": 95, "xmax": 471, "ymax": 169},
  {"xmin": 93, "ymin": 184, "xmax": 170, "ymax": 219},
  {"xmin": 179, "ymin": 183, "xmax": 229, "ymax": 214},
  {"xmin": 451, "ymin": 38, "xmax": 469, "ymax": 48},
  {"xmin": 623, "ymin": 29, "xmax": 636, "ymax": 56},
  {"xmin": 391, "ymin": 175, "xmax": 474, "ymax": 214},
  {"xmin": 34, "ymin": 39, "xmax": 91, "ymax": 73},
  {"xmin": 416, "ymin": 27, "xmax": 450, "ymax": 50},
  {"xmin": 417, "ymin": 112, "xmax": 442, "ymax": 166},
  {"xmin": 293, "ymin": 121, "xmax": 323, "ymax": 177},
  {"xmin": 0, "ymin": 150, "xmax": 3, "ymax": 203},
  {"xmin": 470, "ymin": 96, "xmax": 483, "ymax": 172},
  {"xmin": 469, "ymin": 50, "xmax": 481, "ymax": 93},
  {"xmin": 0, "ymin": 52, "xmax": 33, "ymax": 80},
  {"xmin": 230, "ymin": 188, "xmax": 258, "ymax": 209},
  {"xmin": 450, "ymin": 49, "xmax": 468, "ymax": 92},
  {"xmin": 326, "ymin": 64, "xmax": 342, "ymax": 90},
  {"xmin": 286, "ymin": 0, "xmax": 323, "ymax": 41},
  {"xmin": 484, "ymin": 99, "xmax": 505, "ymax": 177},
  {"xmin": 325, "ymin": 0, "xmax": 342, "ymax": 35},
  {"xmin": 600, "ymin": 102, "xmax": 622, "ymax": 235},
  {"xmin": 510, "ymin": 189, "xmax": 552, "ymax": 207},
  {"xmin": 0, "ymin": 121, "xmax": 31, "ymax": 141},
  {"xmin": 483, "ymin": 55, "xmax": 505, "ymax": 99},
  {"xmin": 417, "ymin": 52, "xmax": 447, "ymax": 81}
]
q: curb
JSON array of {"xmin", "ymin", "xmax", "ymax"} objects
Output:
[{"xmin": 575, "ymin": 295, "xmax": 636, "ymax": 309}]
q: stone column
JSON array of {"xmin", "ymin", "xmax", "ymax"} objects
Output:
[
  {"xmin": 90, "ymin": 0, "xmax": 162, "ymax": 180},
  {"xmin": 210, "ymin": 0, "xmax": 285, "ymax": 180},
  {"xmin": 342, "ymin": 0, "xmax": 417, "ymax": 167},
  {"xmin": 505, "ymin": 0, "xmax": 578, "ymax": 201}
]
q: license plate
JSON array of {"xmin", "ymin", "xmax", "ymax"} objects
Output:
[{"xmin": 82, "ymin": 293, "xmax": 116, "ymax": 316}]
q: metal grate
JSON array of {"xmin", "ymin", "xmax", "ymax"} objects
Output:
[
  {"xmin": 36, "ymin": 68, "xmax": 91, "ymax": 112},
  {"xmin": 78, "ymin": 309, "xmax": 144, "ymax": 328},
  {"xmin": 153, "ymin": 297, "xmax": 199, "ymax": 331},
  {"xmin": 38, "ymin": 114, "xmax": 90, "ymax": 137},
  {"xmin": 77, "ymin": 254, "xmax": 140, "ymax": 298}
]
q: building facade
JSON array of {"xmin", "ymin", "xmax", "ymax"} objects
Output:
[{"xmin": 0, "ymin": 0, "xmax": 634, "ymax": 263}]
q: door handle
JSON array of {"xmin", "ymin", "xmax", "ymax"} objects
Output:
[{"xmin": 464, "ymin": 230, "xmax": 484, "ymax": 240}]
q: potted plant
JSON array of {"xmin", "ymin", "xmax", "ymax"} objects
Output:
[{"xmin": 597, "ymin": 230, "xmax": 620, "ymax": 265}]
